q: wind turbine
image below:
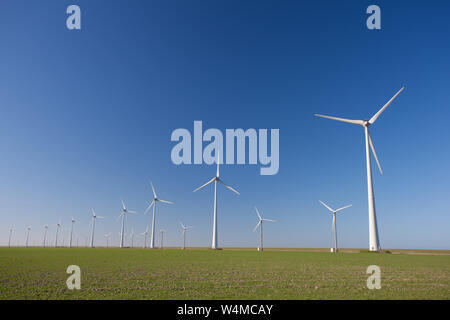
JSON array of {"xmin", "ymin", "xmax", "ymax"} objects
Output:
[
  {"xmin": 193, "ymin": 151, "xmax": 240, "ymax": 249},
  {"xmin": 25, "ymin": 226, "xmax": 31, "ymax": 248},
  {"xmin": 180, "ymin": 222, "xmax": 193, "ymax": 250},
  {"xmin": 54, "ymin": 220, "xmax": 62, "ymax": 247},
  {"xmin": 69, "ymin": 217, "xmax": 77, "ymax": 248},
  {"xmin": 104, "ymin": 233, "xmax": 112, "ymax": 248},
  {"xmin": 118, "ymin": 199, "xmax": 137, "ymax": 248},
  {"xmin": 159, "ymin": 229, "xmax": 166, "ymax": 249},
  {"xmin": 315, "ymin": 87, "xmax": 404, "ymax": 251},
  {"xmin": 43, "ymin": 225, "xmax": 49, "ymax": 247},
  {"xmin": 90, "ymin": 209, "xmax": 104, "ymax": 248},
  {"xmin": 8, "ymin": 228, "xmax": 12, "ymax": 248},
  {"xmin": 140, "ymin": 226, "xmax": 149, "ymax": 248},
  {"xmin": 129, "ymin": 228, "xmax": 135, "ymax": 248},
  {"xmin": 253, "ymin": 207, "xmax": 276, "ymax": 251},
  {"xmin": 318, "ymin": 200, "xmax": 352, "ymax": 252},
  {"xmin": 144, "ymin": 181, "xmax": 174, "ymax": 249}
]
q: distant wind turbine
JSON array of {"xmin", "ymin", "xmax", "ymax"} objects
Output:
[
  {"xmin": 180, "ymin": 222, "xmax": 193, "ymax": 250},
  {"xmin": 69, "ymin": 217, "xmax": 77, "ymax": 248},
  {"xmin": 25, "ymin": 226, "xmax": 32, "ymax": 248},
  {"xmin": 104, "ymin": 233, "xmax": 112, "ymax": 248},
  {"xmin": 144, "ymin": 182, "xmax": 174, "ymax": 249},
  {"xmin": 193, "ymin": 151, "xmax": 239, "ymax": 249},
  {"xmin": 253, "ymin": 207, "xmax": 276, "ymax": 251},
  {"xmin": 140, "ymin": 225, "xmax": 149, "ymax": 248},
  {"xmin": 315, "ymin": 87, "xmax": 404, "ymax": 251},
  {"xmin": 43, "ymin": 225, "xmax": 49, "ymax": 247},
  {"xmin": 130, "ymin": 228, "xmax": 135, "ymax": 248},
  {"xmin": 118, "ymin": 199, "xmax": 137, "ymax": 248},
  {"xmin": 319, "ymin": 200, "xmax": 352, "ymax": 252},
  {"xmin": 54, "ymin": 220, "xmax": 62, "ymax": 247},
  {"xmin": 8, "ymin": 228, "xmax": 12, "ymax": 248},
  {"xmin": 90, "ymin": 209, "xmax": 104, "ymax": 248},
  {"xmin": 160, "ymin": 229, "xmax": 165, "ymax": 249}
]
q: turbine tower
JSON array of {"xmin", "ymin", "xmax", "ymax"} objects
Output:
[
  {"xmin": 90, "ymin": 209, "xmax": 104, "ymax": 248},
  {"xmin": 253, "ymin": 207, "xmax": 276, "ymax": 251},
  {"xmin": 43, "ymin": 225, "xmax": 49, "ymax": 247},
  {"xmin": 315, "ymin": 87, "xmax": 404, "ymax": 251},
  {"xmin": 180, "ymin": 222, "xmax": 193, "ymax": 250},
  {"xmin": 144, "ymin": 181, "xmax": 174, "ymax": 249},
  {"xmin": 140, "ymin": 226, "xmax": 149, "ymax": 248},
  {"xmin": 25, "ymin": 226, "xmax": 31, "ymax": 248},
  {"xmin": 54, "ymin": 220, "xmax": 62, "ymax": 247},
  {"xmin": 318, "ymin": 200, "xmax": 352, "ymax": 252},
  {"xmin": 118, "ymin": 199, "xmax": 136, "ymax": 248},
  {"xmin": 69, "ymin": 217, "xmax": 77, "ymax": 248},
  {"xmin": 193, "ymin": 151, "xmax": 239, "ymax": 249}
]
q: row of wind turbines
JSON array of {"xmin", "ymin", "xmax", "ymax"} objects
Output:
[{"xmin": 8, "ymin": 87, "xmax": 404, "ymax": 252}]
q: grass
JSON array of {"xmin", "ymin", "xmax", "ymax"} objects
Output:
[{"xmin": 0, "ymin": 248, "xmax": 448, "ymax": 299}]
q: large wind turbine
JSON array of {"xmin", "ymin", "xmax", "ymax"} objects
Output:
[
  {"xmin": 25, "ymin": 226, "xmax": 31, "ymax": 248},
  {"xmin": 69, "ymin": 217, "xmax": 77, "ymax": 248},
  {"xmin": 193, "ymin": 151, "xmax": 240, "ymax": 249},
  {"xmin": 144, "ymin": 182, "xmax": 174, "ymax": 249},
  {"xmin": 54, "ymin": 220, "xmax": 62, "ymax": 247},
  {"xmin": 140, "ymin": 225, "xmax": 149, "ymax": 248},
  {"xmin": 253, "ymin": 207, "xmax": 276, "ymax": 251},
  {"xmin": 90, "ymin": 209, "xmax": 103, "ymax": 248},
  {"xmin": 318, "ymin": 200, "xmax": 352, "ymax": 252},
  {"xmin": 118, "ymin": 199, "xmax": 136, "ymax": 248},
  {"xmin": 315, "ymin": 87, "xmax": 404, "ymax": 251},
  {"xmin": 43, "ymin": 225, "xmax": 49, "ymax": 247},
  {"xmin": 180, "ymin": 222, "xmax": 193, "ymax": 250}
]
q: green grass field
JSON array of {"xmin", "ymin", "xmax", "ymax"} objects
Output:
[{"xmin": 0, "ymin": 248, "xmax": 448, "ymax": 299}]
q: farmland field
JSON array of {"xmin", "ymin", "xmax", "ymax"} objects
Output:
[{"xmin": 0, "ymin": 248, "xmax": 448, "ymax": 300}]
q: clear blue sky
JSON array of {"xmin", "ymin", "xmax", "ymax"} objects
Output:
[{"xmin": 1, "ymin": 1, "xmax": 449, "ymax": 249}]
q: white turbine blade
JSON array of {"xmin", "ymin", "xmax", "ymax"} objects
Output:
[
  {"xmin": 116, "ymin": 213, "xmax": 123, "ymax": 222},
  {"xmin": 254, "ymin": 207, "xmax": 262, "ymax": 220},
  {"xmin": 315, "ymin": 114, "xmax": 364, "ymax": 126},
  {"xmin": 158, "ymin": 199, "xmax": 174, "ymax": 205},
  {"xmin": 97, "ymin": 216, "xmax": 104, "ymax": 219},
  {"xmin": 180, "ymin": 222, "xmax": 186, "ymax": 229},
  {"xmin": 253, "ymin": 221, "xmax": 261, "ymax": 232},
  {"xmin": 193, "ymin": 177, "xmax": 215, "ymax": 192},
  {"xmin": 369, "ymin": 87, "xmax": 405, "ymax": 124},
  {"xmin": 319, "ymin": 200, "xmax": 334, "ymax": 212},
  {"xmin": 335, "ymin": 204, "xmax": 352, "ymax": 213},
  {"xmin": 218, "ymin": 179, "xmax": 240, "ymax": 195},
  {"xmin": 127, "ymin": 210, "xmax": 137, "ymax": 214},
  {"xmin": 150, "ymin": 181, "xmax": 157, "ymax": 198},
  {"xmin": 263, "ymin": 219, "xmax": 276, "ymax": 222},
  {"xmin": 144, "ymin": 200, "xmax": 155, "ymax": 214},
  {"xmin": 368, "ymin": 133, "xmax": 383, "ymax": 175},
  {"xmin": 121, "ymin": 198, "xmax": 126, "ymax": 211}
]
